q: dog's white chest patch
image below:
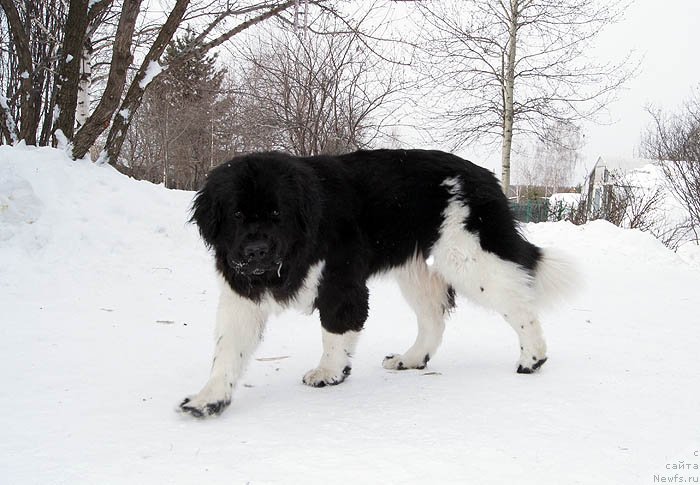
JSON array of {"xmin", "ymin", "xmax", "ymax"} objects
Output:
[{"xmin": 278, "ymin": 260, "xmax": 325, "ymax": 315}]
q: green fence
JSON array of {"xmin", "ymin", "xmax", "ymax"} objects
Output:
[{"xmin": 510, "ymin": 199, "xmax": 550, "ymax": 223}]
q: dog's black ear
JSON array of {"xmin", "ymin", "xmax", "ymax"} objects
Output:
[{"xmin": 190, "ymin": 188, "xmax": 222, "ymax": 246}]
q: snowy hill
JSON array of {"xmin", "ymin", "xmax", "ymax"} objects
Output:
[{"xmin": 1, "ymin": 145, "xmax": 699, "ymax": 484}]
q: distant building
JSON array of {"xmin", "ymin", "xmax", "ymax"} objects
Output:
[
  {"xmin": 583, "ymin": 156, "xmax": 657, "ymax": 217},
  {"xmin": 508, "ymin": 184, "xmax": 577, "ymax": 201}
]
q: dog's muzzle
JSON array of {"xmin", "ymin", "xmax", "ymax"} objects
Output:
[{"xmin": 228, "ymin": 254, "xmax": 283, "ymax": 278}]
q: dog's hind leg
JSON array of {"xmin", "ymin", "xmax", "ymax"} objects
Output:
[
  {"xmin": 382, "ymin": 255, "xmax": 452, "ymax": 371},
  {"xmin": 434, "ymin": 245, "xmax": 549, "ymax": 373},
  {"xmin": 429, "ymin": 195, "xmax": 551, "ymax": 374},
  {"xmin": 501, "ymin": 307, "xmax": 548, "ymax": 373}
]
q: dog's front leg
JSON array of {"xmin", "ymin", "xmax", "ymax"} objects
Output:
[
  {"xmin": 179, "ymin": 280, "xmax": 267, "ymax": 418},
  {"xmin": 302, "ymin": 328, "xmax": 360, "ymax": 387},
  {"xmin": 303, "ymin": 276, "xmax": 368, "ymax": 387}
]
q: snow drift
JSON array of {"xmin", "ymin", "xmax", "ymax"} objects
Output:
[{"xmin": 1, "ymin": 145, "xmax": 699, "ymax": 484}]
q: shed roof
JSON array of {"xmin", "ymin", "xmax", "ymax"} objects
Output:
[{"xmin": 592, "ymin": 156, "xmax": 657, "ymax": 173}]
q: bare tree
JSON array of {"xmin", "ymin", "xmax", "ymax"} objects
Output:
[
  {"xmin": 99, "ymin": 0, "xmax": 301, "ymax": 165},
  {"xmin": 122, "ymin": 33, "xmax": 232, "ymax": 190},
  {"xmin": 640, "ymin": 88, "xmax": 700, "ymax": 244},
  {"xmin": 1, "ymin": 0, "xmax": 313, "ymax": 160},
  {"xmin": 67, "ymin": 0, "xmax": 145, "ymax": 156},
  {"xmin": 415, "ymin": 0, "xmax": 635, "ymax": 194},
  {"xmin": 53, "ymin": 0, "xmax": 92, "ymax": 143},
  {"xmin": 514, "ymin": 120, "xmax": 583, "ymax": 196},
  {"xmin": 1, "ymin": 0, "xmax": 44, "ymax": 144},
  {"xmin": 0, "ymin": 0, "xmax": 114, "ymax": 147},
  {"xmin": 2, "ymin": 0, "xmax": 420, "ymax": 164},
  {"xmin": 235, "ymin": 24, "xmax": 403, "ymax": 156}
]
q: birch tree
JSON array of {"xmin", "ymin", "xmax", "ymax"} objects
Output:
[
  {"xmin": 0, "ymin": 0, "xmax": 40, "ymax": 144},
  {"xmin": 0, "ymin": 0, "xmax": 313, "ymax": 160},
  {"xmin": 0, "ymin": 0, "xmax": 111, "ymax": 146},
  {"xmin": 514, "ymin": 120, "xmax": 582, "ymax": 196},
  {"xmin": 417, "ymin": 0, "xmax": 634, "ymax": 195}
]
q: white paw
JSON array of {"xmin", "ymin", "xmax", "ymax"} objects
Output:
[
  {"xmin": 516, "ymin": 341, "xmax": 548, "ymax": 374},
  {"xmin": 302, "ymin": 366, "xmax": 351, "ymax": 387},
  {"xmin": 382, "ymin": 352, "xmax": 430, "ymax": 370},
  {"xmin": 178, "ymin": 380, "xmax": 232, "ymax": 418},
  {"xmin": 516, "ymin": 355, "xmax": 548, "ymax": 374}
]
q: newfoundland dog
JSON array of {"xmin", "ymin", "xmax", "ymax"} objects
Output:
[{"xmin": 179, "ymin": 149, "xmax": 574, "ymax": 418}]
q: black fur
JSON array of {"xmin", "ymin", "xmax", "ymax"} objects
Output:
[{"xmin": 191, "ymin": 149, "xmax": 542, "ymax": 335}]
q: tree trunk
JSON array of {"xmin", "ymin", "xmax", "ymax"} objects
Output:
[
  {"xmin": 102, "ymin": 0, "xmax": 191, "ymax": 166},
  {"xmin": 71, "ymin": 0, "xmax": 142, "ymax": 160},
  {"xmin": 0, "ymin": 95, "xmax": 19, "ymax": 143},
  {"xmin": 501, "ymin": 0, "xmax": 518, "ymax": 197},
  {"xmin": 76, "ymin": 37, "xmax": 93, "ymax": 128},
  {"xmin": 54, "ymin": 0, "xmax": 90, "ymax": 143},
  {"xmin": 0, "ymin": 0, "xmax": 37, "ymax": 144},
  {"xmin": 103, "ymin": 0, "xmax": 294, "ymax": 166}
]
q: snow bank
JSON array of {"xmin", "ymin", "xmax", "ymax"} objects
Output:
[
  {"xmin": 677, "ymin": 241, "xmax": 700, "ymax": 268},
  {"xmin": 549, "ymin": 192, "xmax": 580, "ymax": 207},
  {"xmin": 547, "ymin": 192, "xmax": 582, "ymax": 221},
  {"xmin": 626, "ymin": 163, "xmax": 690, "ymax": 229},
  {"xmin": 1, "ymin": 146, "xmax": 699, "ymax": 484}
]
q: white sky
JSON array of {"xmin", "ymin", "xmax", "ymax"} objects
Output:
[
  {"xmin": 577, "ymin": 0, "xmax": 700, "ymax": 173},
  {"xmin": 392, "ymin": 0, "xmax": 700, "ymax": 181}
]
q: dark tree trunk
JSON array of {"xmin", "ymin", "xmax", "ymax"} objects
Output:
[
  {"xmin": 53, "ymin": 0, "xmax": 90, "ymax": 143},
  {"xmin": 71, "ymin": 0, "xmax": 142, "ymax": 160},
  {"xmin": 0, "ymin": 0, "xmax": 37, "ymax": 144},
  {"xmin": 104, "ymin": 0, "xmax": 294, "ymax": 166},
  {"xmin": 103, "ymin": 0, "xmax": 191, "ymax": 165}
]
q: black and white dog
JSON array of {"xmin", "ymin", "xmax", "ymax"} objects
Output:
[{"xmin": 179, "ymin": 149, "xmax": 574, "ymax": 418}]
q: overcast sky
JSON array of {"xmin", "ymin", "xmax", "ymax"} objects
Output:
[
  {"xmin": 403, "ymin": 0, "xmax": 700, "ymax": 180},
  {"xmin": 579, "ymin": 0, "xmax": 700, "ymax": 169}
]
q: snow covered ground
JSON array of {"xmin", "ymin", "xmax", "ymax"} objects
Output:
[{"xmin": 1, "ymin": 145, "xmax": 699, "ymax": 484}]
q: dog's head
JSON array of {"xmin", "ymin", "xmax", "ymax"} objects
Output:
[{"xmin": 191, "ymin": 153, "xmax": 320, "ymax": 281}]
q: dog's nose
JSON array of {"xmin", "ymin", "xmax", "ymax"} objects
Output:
[{"xmin": 243, "ymin": 240, "xmax": 270, "ymax": 261}]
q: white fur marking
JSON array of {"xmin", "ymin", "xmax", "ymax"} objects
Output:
[
  {"xmin": 180, "ymin": 261, "xmax": 326, "ymax": 416},
  {"xmin": 179, "ymin": 276, "xmax": 268, "ymax": 416},
  {"xmin": 303, "ymin": 329, "xmax": 359, "ymax": 387},
  {"xmin": 428, "ymin": 176, "xmax": 550, "ymax": 372},
  {"xmin": 383, "ymin": 254, "xmax": 448, "ymax": 370},
  {"xmin": 432, "ymin": 195, "xmax": 535, "ymax": 312},
  {"xmin": 286, "ymin": 260, "xmax": 325, "ymax": 314}
]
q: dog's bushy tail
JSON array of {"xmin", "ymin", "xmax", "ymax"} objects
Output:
[{"xmin": 533, "ymin": 249, "xmax": 580, "ymax": 309}]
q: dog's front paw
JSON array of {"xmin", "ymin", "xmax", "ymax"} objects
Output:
[
  {"xmin": 382, "ymin": 352, "xmax": 430, "ymax": 370},
  {"xmin": 302, "ymin": 366, "xmax": 351, "ymax": 388},
  {"xmin": 178, "ymin": 396, "xmax": 230, "ymax": 418},
  {"xmin": 178, "ymin": 381, "xmax": 232, "ymax": 418}
]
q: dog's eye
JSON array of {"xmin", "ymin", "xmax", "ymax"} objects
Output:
[
  {"xmin": 233, "ymin": 211, "xmax": 244, "ymax": 220},
  {"xmin": 271, "ymin": 210, "xmax": 280, "ymax": 218}
]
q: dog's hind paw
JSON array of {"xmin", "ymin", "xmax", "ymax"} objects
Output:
[
  {"xmin": 382, "ymin": 353, "xmax": 430, "ymax": 371},
  {"xmin": 516, "ymin": 356, "xmax": 548, "ymax": 374},
  {"xmin": 302, "ymin": 366, "xmax": 351, "ymax": 388}
]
